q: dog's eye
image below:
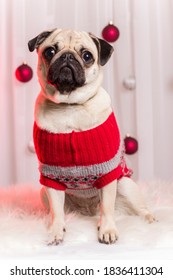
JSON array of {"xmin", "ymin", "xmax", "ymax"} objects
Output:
[
  {"xmin": 43, "ymin": 47, "xmax": 56, "ymax": 60},
  {"xmin": 82, "ymin": 51, "xmax": 93, "ymax": 64}
]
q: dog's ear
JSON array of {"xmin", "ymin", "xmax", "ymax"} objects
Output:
[
  {"xmin": 28, "ymin": 30, "xmax": 55, "ymax": 52},
  {"xmin": 89, "ymin": 33, "xmax": 114, "ymax": 66}
]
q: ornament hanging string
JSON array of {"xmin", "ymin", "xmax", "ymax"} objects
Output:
[{"xmin": 102, "ymin": 0, "xmax": 120, "ymax": 43}]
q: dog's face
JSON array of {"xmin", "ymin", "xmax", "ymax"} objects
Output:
[{"xmin": 28, "ymin": 29, "xmax": 114, "ymax": 104}]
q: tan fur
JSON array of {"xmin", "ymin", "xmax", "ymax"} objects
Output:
[{"xmin": 35, "ymin": 87, "xmax": 112, "ymax": 133}]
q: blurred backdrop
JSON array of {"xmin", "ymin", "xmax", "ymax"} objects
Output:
[{"xmin": 1, "ymin": 0, "xmax": 173, "ymax": 187}]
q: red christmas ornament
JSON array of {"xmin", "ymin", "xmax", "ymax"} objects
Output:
[
  {"xmin": 15, "ymin": 63, "xmax": 33, "ymax": 82},
  {"xmin": 102, "ymin": 21, "xmax": 120, "ymax": 42},
  {"xmin": 124, "ymin": 135, "xmax": 138, "ymax": 155}
]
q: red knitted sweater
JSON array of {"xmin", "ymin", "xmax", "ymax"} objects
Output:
[{"xmin": 33, "ymin": 112, "xmax": 132, "ymax": 197}]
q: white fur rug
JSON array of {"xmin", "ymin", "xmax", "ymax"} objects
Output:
[{"xmin": 1, "ymin": 181, "xmax": 173, "ymax": 260}]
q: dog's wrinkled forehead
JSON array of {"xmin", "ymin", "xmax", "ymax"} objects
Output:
[{"xmin": 40, "ymin": 29, "xmax": 97, "ymax": 55}]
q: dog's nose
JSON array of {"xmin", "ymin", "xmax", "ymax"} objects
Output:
[{"xmin": 61, "ymin": 53, "xmax": 75, "ymax": 62}]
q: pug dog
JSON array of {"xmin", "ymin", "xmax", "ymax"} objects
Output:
[{"xmin": 28, "ymin": 29, "xmax": 155, "ymax": 245}]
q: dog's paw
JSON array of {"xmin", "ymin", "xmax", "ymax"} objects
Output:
[
  {"xmin": 98, "ymin": 217, "xmax": 118, "ymax": 244},
  {"xmin": 48, "ymin": 224, "xmax": 66, "ymax": 246},
  {"xmin": 145, "ymin": 213, "xmax": 157, "ymax": 224},
  {"xmin": 98, "ymin": 228, "xmax": 118, "ymax": 244}
]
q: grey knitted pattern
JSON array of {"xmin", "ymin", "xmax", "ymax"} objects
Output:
[{"xmin": 39, "ymin": 140, "xmax": 123, "ymax": 180}]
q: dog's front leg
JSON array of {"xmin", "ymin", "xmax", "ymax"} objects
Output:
[
  {"xmin": 46, "ymin": 187, "xmax": 66, "ymax": 245},
  {"xmin": 98, "ymin": 180, "xmax": 118, "ymax": 244}
]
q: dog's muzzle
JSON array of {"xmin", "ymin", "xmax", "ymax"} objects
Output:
[{"xmin": 47, "ymin": 52, "xmax": 86, "ymax": 94}]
